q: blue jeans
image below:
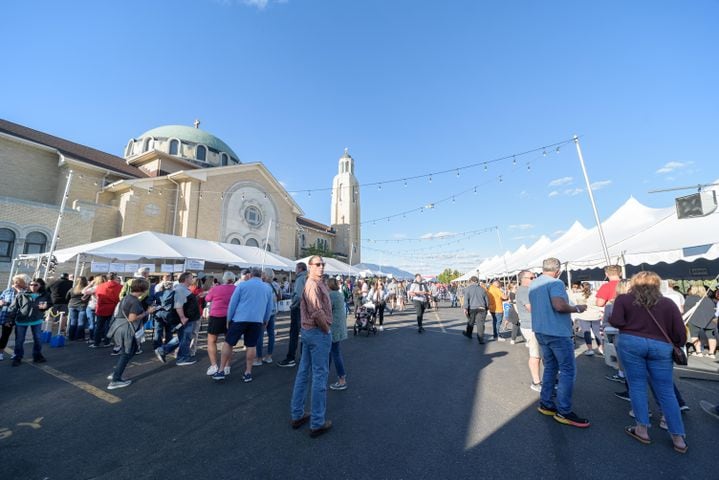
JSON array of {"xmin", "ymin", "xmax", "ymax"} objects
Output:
[
  {"xmin": 152, "ymin": 318, "xmax": 173, "ymax": 349},
  {"xmin": 256, "ymin": 314, "xmax": 275, "ymax": 358},
  {"xmin": 617, "ymin": 333, "xmax": 685, "ymax": 436},
  {"xmin": 330, "ymin": 341, "xmax": 346, "ymax": 378},
  {"xmin": 290, "ymin": 328, "xmax": 332, "ymax": 429},
  {"xmin": 85, "ymin": 307, "xmax": 96, "ymax": 335},
  {"xmin": 535, "ymin": 333, "xmax": 576, "ymax": 414},
  {"xmin": 14, "ymin": 323, "xmax": 43, "ymax": 360},
  {"xmin": 112, "ymin": 338, "xmax": 138, "ymax": 381},
  {"xmin": 159, "ymin": 320, "xmax": 195, "ymax": 362},
  {"xmin": 68, "ymin": 307, "xmax": 87, "ymax": 340},
  {"xmin": 491, "ymin": 312, "xmax": 504, "ymax": 338}
]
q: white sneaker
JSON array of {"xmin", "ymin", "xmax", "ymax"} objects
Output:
[
  {"xmin": 378, "ymin": 325, "xmax": 384, "ymax": 331},
  {"xmin": 224, "ymin": 366, "xmax": 231, "ymax": 375},
  {"xmin": 584, "ymin": 349, "xmax": 595, "ymax": 356},
  {"xmin": 252, "ymin": 360, "xmax": 263, "ymax": 367},
  {"xmin": 263, "ymin": 357, "xmax": 273, "ymax": 364},
  {"xmin": 206, "ymin": 364, "xmax": 219, "ymax": 376}
]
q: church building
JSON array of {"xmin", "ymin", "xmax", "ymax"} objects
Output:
[{"xmin": 0, "ymin": 119, "xmax": 361, "ymax": 282}]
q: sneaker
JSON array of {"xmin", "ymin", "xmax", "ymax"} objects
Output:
[
  {"xmin": 629, "ymin": 410, "xmax": 653, "ymax": 418},
  {"xmin": 136, "ymin": 348, "xmax": 143, "ymax": 355},
  {"xmin": 378, "ymin": 325, "xmax": 384, "ymax": 332},
  {"xmin": 554, "ymin": 411, "xmax": 591, "ymax": 428},
  {"xmin": 176, "ymin": 359, "xmax": 197, "ymax": 366},
  {"xmin": 530, "ymin": 382, "xmax": 542, "ymax": 393},
  {"xmin": 679, "ymin": 405, "xmax": 690, "ymax": 413},
  {"xmin": 497, "ymin": 337, "xmax": 506, "ymax": 342},
  {"xmin": 615, "ymin": 391, "xmax": 631, "ymax": 402},
  {"xmin": 700, "ymin": 400, "xmax": 719, "ymax": 420},
  {"xmin": 462, "ymin": 331, "xmax": 471, "ymax": 339},
  {"xmin": 212, "ymin": 371, "xmax": 225, "ymax": 381},
  {"xmin": 206, "ymin": 364, "xmax": 219, "ymax": 376},
  {"xmin": 537, "ymin": 404, "xmax": 557, "ymax": 416},
  {"xmin": 277, "ymin": 359, "xmax": 296, "ymax": 368},
  {"xmin": 243, "ymin": 373, "xmax": 253, "ymax": 383},
  {"xmin": 510, "ymin": 339, "xmax": 516, "ymax": 345},
  {"xmin": 107, "ymin": 373, "xmax": 114, "ymax": 380},
  {"xmin": 33, "ymin": 355, "xmax": 47, "ymax": 364},
  {"xmin": 0, "ymin": 353, "xmax": 4, "ymax": 361},
  {"xmin": 330, "ymin": 382, "xmax": 348, "ymax": 391},
  {"xmin": 252, "ymin": 360, "xmax": 263, "ymax": 367},
  {"xmin": 110, "ymin": 348, "xmax": 122, "ymax": 356},
  {"xmin": 154, "ymin": 348, "xmax": 167, "ymax": 364},
  {"xmin": 309, "ymin": 420, "xmax": 332, "ymax": 438},
  {"xmin": 107, "ymin": 380, "xmax": 132, "ymax": 390},
  {"xmin": 584, "ymin": 349, "xmax": 595, "ymax": 356},
  {"xmin": 605, "ymin": 373, "xmax": 626, "ymax": 383},
  {"xmin": 224, "ymin": 366, "xmax": 231, "ymax": 375},
  {"xmin": 262, "ymin": 357, "xmax": 273, "ymax": 364}
]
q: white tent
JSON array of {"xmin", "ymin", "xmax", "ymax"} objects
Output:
[
  {"xmin": 296, "ymin": 256, "xmax": 361, "ymax": 277},
  {"xmin": 18, "ymin": 231, "xmax": 296, "ymax": 271}
]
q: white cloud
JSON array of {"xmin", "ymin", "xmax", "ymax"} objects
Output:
[
  {"xmin": 590, "ymin": 180, "xmax": 612, "ymax": 191},
  {"xmin": 420, "ymin": 231, "xmax": 455, "ymax": 239},
  {"xmin": 656, "ymin": 161, "xmax": 692, "ymax": 174},
  {"xmin": 565, "ymin": 188, "xmax": 584, "ymax": 196},
  {"xmin": 548, "ymin": 176, "xmax": 573, "ymax": 187},
  {"xmin": 548, "ymin": 190, "xmax": 559, "ymax": 198},
  {"xmin": 519, "ymin": 190, "xmax": 530, "ymax": 199},
  {"xmin": 508, "ymin": 224, "xmax": 534, "ymax": 230}
]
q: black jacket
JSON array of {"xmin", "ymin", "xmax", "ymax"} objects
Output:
[{"xmin": 8, "ymin": 291, "xmax": 53, "ymax": 324}]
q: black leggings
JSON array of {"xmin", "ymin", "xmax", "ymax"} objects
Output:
[
  {"xmin": 376, "ymin": 304, "xmax": 385, "ymax": 325},
  {"xmin": 413, "ymin": 301, "xmax": 426, "ymax": 328},
  {"xmin": 0, "ymin": 323, "xmax": 13, "ymax": 350}
]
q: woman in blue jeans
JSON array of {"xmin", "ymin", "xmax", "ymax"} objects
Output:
[
  {"xmin": 328, "ymin": 278, "xmax": 348, "ymax": 390},
  {"xmin": 8, "ymin": 277, "xmax": 51, "ymax": 366},
  {"xmin": 610, "ymin": 271, "xmax": 688, "ymax": 453}
]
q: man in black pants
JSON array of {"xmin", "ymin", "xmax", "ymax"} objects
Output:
[
  {"xmin": 278, "ymin": 262, "xmax": 307, "ymax": 367},
  {"xmin": 408, "ymin": 274, "xmax": 430, "ymax": 333},
  {"xmin": 462, "ymin": 276, "xmax": 490, "ymax": 343}
]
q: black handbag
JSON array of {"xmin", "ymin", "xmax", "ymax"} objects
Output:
[{"xmin": 645, "ymin": 307, "xmax": 688, "ymax": 366}]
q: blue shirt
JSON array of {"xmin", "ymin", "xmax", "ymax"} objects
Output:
[
  {"xmin": 227, "ymin": 277, "xmax": 274, "ymax": 324},
  {"xmin": 0, "ymin": 287, "xmax": 19, "ymax": 325},
  {"xmin": 528, "ymin": 274, "xmax": 572, "ymax": 337}
]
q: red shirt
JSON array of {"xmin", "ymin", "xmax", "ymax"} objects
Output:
[
  {"xmin": 95, "ymin": 281, "xmax": 121, "ymax": 316},
  {"xmin": 596, "ymin": 280, "xmax": 619, "ymax": 304}
]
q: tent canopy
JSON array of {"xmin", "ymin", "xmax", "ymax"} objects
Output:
[
  {"xmin": 19, "ymin": 231, "xmax": 296, "ymax": 271},
  {"xmin": 296, "ymin": 256, "xmax": 360, "ymax": 276}
]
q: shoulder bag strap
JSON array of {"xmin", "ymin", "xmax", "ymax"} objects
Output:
[{"xmin": 644, "ymin": 305, "xmax": 672, "ymax": 344}]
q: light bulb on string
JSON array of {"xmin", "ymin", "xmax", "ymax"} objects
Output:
[
  {"xmin": 456, "ymin": 169, "xmax": 460, "ymax": 178},
  {"xmin": 452, "ymin": 196, "xmax": 455, "ymax": 203},
  {"xmin": 220, "ymin": 193, "xmax": 224, "ymax": 200},
  {"xmin": 542, "ymin": 150, "xmax": 547, "ymax": 157},
  {"xmin": 527, "ymin": 163, "xmax": 531, "ymax": 171},
  {"xmin": 429, "ymin": 175, "xmax": 432, "ymax": 183},
  {"xmin": 308, "ymin": 191, "xmax": 311, "ymax": 198},
  {"xmin": 499, "ymin": 175, "xmax": 503, "ymax": 183},
  {"xmin": 378, "ymin": 183, "xmax": 382, "ymax": 190},
  {"xmin": 484, "ymin": 164, "xmax": 488, "ymax": 171},
  {"xmin": 512, "ymin": 156, "xmax": 517, "ymax": 165},
  {"xmin": 473, "ymin": 186, "xmax": 477, "ymax": 194},
  {"xmin": 403, "ymin": 179, "xmax": 408, "ymax": 187},
  {"xmin": 555, "ymin": 146, "xmax": 561, "ymax": 154},
  {"xmin": 199, "ymin": 193, "xmax": 203, "ymax": 200}
]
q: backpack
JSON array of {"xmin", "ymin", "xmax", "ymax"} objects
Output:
[{"xmin": 154, "ymin": 290, "xmax": 179, "ymax": 326}]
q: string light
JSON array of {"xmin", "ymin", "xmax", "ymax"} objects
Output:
[
  {"xmin": 512, "ymin": 156, "xmax": 517, "ymax": 165},
  {"xmin": 484, "ymin": 164, "xmax": 488, "ymax": 171},
  {"xmin": 429, "ymin": 175, "xmax": 432, "ymax": 183},
  {"xmin": 456, "ymin": 169, "xmax": 460, "ymax": 178},
  {"xmin": 403, "ymin": 179, "xmax": 407, "ymax": 187}
]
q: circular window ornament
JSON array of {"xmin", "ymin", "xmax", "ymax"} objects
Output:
[{"xmin": 244, "ymin": 205, "xmax": 263, "ymax": 227}]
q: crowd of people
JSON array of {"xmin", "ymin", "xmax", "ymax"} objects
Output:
[{"xmin": 2, "ymin": 256, "xmax": 719, "ymax": 444}]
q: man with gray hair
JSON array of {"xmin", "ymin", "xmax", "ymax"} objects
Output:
[
  {"xmin": 213, "ymin": 268, "xmax": 274, "ymax": 383},
  {"xmin": 461, "ymin": 276, "xmax": 490, "ymax": 344},
  {"xmin": 529, "ymin": 258, "xmax": 589, "ymax": 428}
]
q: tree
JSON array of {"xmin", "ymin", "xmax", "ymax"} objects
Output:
[
  {"xmin": 302, "ymin": 245, "xmax": 335, "ymax": 259},
  {"xmin": 437, "ymin": 268, "xmax": 462, "ymax": 284}
]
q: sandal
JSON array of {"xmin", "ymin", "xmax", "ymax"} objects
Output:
[
  {"xmin": 673, "ymin": 441, "xmax": 688, "ymax": 454},
  {"xmin": 624, "ymin": 426, "xmax": 651, "ymax": 445}
]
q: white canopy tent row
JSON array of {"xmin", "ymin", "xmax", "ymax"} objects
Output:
[
  {"xmin": 296, "ymin": 256, "xmax": 362, "ymax": 277},
  {"xmin": 460, "ymin": 182, "xmax": 719, "ymax": 281},
  {"xmin": 11, "ymin": 231, "xmax": 297, "ymax": 284}
]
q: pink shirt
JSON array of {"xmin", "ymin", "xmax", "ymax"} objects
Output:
[{"xmin": 205, "ymin": 284, "xmax": 236, "ymax": 317}]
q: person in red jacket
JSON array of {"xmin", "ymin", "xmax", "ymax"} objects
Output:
[{"xmin": 91, "ymin": 273, "xmax": 122, "ymax": 348}]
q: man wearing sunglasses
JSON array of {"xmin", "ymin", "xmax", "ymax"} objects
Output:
[{"xmin": 290, "ymin": 256, "xmax": 333, "ymax": 437}]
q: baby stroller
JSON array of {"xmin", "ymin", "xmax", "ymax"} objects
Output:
[{"xmin": 354, "ymin": 302, "xmax": 378, "ymax": 336}]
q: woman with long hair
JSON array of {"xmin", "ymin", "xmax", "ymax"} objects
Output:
[
  {"xmin": 685, "ymin": 285, "xmax": 717, "ymax": 358},
  {"xmin": 610, "ymin": 271, "xmax": 687, "ymax": 453},
  {"xmin": 66, "ymin": 276, "xmax": 89, "ymax": 341},
  {"xmin": 572, "ymin": 282, "xmax": 604, "ymax": 356}
]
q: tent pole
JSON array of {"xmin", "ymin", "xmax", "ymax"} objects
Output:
[
  {"xmin": 573, "ymin": 136, "xmax": 611, "ymax": 266},
  {"xmin": 6, "ymin": 258, "xmax": 18, "ymax": 289},
  {"xmin": 261, "ymin": 219, "xmax": 272, "ymax": 270},
  {"xmin": 566, "ymin": 262, "xmax": 572, "ymax": 288},
  {"xmin": 73, "ymin": 254, "xmax": 82, "ymax": 280}
]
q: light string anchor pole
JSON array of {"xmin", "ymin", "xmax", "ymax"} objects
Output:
[
  {"xmin": 573, "ymin": 135, "xmax": 611, "ymax": 266},
  {"xmin": 44, "ymin": 169, "xmax": 73, "ymax": 280}
]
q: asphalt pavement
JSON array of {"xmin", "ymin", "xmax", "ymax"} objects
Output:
[{"xmin": 1, "ymin": 304, "xmax": 718, "ymax": 480}]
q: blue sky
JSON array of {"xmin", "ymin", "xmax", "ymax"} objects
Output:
[{"xmin": 2, "ymin": 0, "xmax": 717, "ymax": 274}]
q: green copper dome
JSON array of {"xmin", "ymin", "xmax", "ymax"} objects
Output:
[{"xmin": 138, "ymin": 125, "xmax": 239, "ymax": 160}]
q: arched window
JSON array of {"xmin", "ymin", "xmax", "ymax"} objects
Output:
[
  {"xmin": 220, "ymin": 153, "xmax": 229, "ymax": 166},
  {"xmin": 230, "ymin": 238, "xmax": 241, "ymax": 245},
  {"xmin": 246, "ymin": 238, "xmax": 259, "ymax": 248},
  {"xmin": 264, "ymin": 243, "xmax": 272, "ymax": 252},
  {"xmin": 338, "ymin": 183, "xmax": 343, "ymax": 201},
  {"xmin": 300, "ymin": 234, "xmax": 306, "ymax": 247},
  {"xmin": 169, "ymin": 139, "xmax": 179, "ymax": 155},
  {"xmin": 143, "ymin": 137, "xmax": 153, "ymax": 152},
  {"xmin": 0, "ymin": 228, "xmax": 16, "ymax": 262},
  {"xmin": 23, "ymin": 232, "xmax": 47, "ymax": 254},
  {"xmin": 196, "ymin": 145, "xmax": 207, "ymax": 161}
]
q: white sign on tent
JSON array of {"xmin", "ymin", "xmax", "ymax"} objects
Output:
[
  {"xmin": 91, "ymin": 261, "xmax": 109, "ymax": 273},
  {"xmin": 184, "ymin": 259, "xmax": 205, "ymax": 270}
]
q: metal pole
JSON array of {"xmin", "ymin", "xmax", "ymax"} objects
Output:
[
  {"xmin": 573, "ymin": 136, "xmax": 611, "ymax": 266},
  {"xmin": 73, "ymin": 254, "xmax": 82, "ymax": 280},
  {"xmin": 261, "ymin": 218, "xmax": 272, "ymax": 270},
  {"xmin": 44, "ymin": 170, "xmax": 74, "ymax": 280},
  {"xmin": 565, "ymin": 262, "xmax": 572, "ymax": 289},
  {"xmin": 495, "ymin": 227, "xmax": 509, "ymax": 278},
  {"xmin": 6, "ymin": 258, "xmax": 18, "ymax": 289},
  {"xmin": 348, "ymin": 242, "xmax": 354, "ymax": 278}
]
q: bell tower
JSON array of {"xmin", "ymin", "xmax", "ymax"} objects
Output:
[{"xmin": 331, "ymin": 148, "xmax": 360, "ymax": 264}]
